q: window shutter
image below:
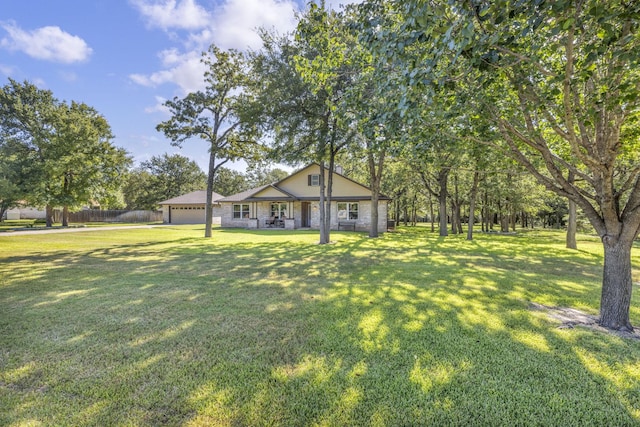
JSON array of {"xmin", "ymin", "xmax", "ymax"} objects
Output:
[{"xmin": 308, "ymin": 174, "xmax": 312, "ymax": 186}]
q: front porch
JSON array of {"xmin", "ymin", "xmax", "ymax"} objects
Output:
[
  {"xmin": 246, "ymin": 216, "xmax": 296, "ymax": 230},
  {"xmin": 221, "ymin": 199, "xmax": 387, "ymax": 233}
]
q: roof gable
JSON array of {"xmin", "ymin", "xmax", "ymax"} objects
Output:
[
  {"xmin": 276, "ymin": 164, "xmax": 374, "ymax": 198},
  {"xmin": 159, "ymin": 190, "xmax": 224, "ymax": 205},
  {"xmin": 251, "ymin": 185, "xmax": 297, "ymax": 199},
  {"xmin": 218, "ymin": 163, "xmax": 390, "ymax": 202}
]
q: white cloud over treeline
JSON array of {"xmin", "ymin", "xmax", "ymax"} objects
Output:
[
  {"xmin": 128, "ymin": 0, "xmax": 299, "ymax": 97},
  {"xmin": 0, "ymin": 21, "xmax": 92, "ymax": 63}
]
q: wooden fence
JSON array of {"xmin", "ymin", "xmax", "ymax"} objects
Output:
[{"xmin": 68, "ymin": 210, "xmax": 162, "ymax": 223}]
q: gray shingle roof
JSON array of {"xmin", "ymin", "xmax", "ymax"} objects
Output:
[
  {"xmin": 217, "ymin": 185, "xmax": 271, "ymax": 202},
  {"xmin": 159, "ymin": 190, "xmax": 224, "ymax": 205}
]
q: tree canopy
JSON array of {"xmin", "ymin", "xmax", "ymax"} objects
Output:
[
  {"xmin": 0, "ymin": 79, "xmax": 130, "ymax": 225},
  {"xmin": 157, "ymin": 46, "xmax": 257, "ymax": 237},
  {"xmin": 123, "ymin": 153, "xmax": 206, "ymax": 210},
  {"xmin": 353, "ymin": 0, "xmax": 640, "ymax": 330}
]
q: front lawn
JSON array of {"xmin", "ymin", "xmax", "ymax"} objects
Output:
[{"xmin": 1, "ymin": 226, "xmax": 640, "ymax": 425}]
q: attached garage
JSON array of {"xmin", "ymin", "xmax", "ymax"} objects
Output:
[
  {"xmin": 159, "ymin": 191, "xmax": 224, "ymax": 225},
  {"xmin": 168, "ymin": 205, "xmax": 207, "ymax": 224}
]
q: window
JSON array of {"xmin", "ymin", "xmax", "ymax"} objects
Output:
[
  {"xmin": 308, "ymin": 174, "xmax": 320, "ymax": 186},
  {"xmin": 233, "ymin": 204, "xmax": 250, "ymax": 219},
  {"xmin": 270, "ymin": 203, "xmax": 288, "ymax": 219},
  {"xmin": 337, "ymin": 202, "xmax": 358, "ymax": 220}
]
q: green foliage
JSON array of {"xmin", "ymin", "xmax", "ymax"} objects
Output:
[
  {"xmin": 211, "ymin": 165, "xmax": 289, "ymax": 196},
  {"xmin": 244, "ymin": 164, "xmax": 289, "ymax": 188},
  {"xmin": 121, "ymin": 169, "xmax": 155, "ymax": 210},
  {"xmin": 354, "ymin": 0, "xmax": 640, "ymax": 328},
  {"xmin": 157, "ymin": 46, "xmax": 258, "ymax": 237},
  {"xmin": 0, "ymin": 79, "xmax": 130, "ymax": 217},
  {"xmin": 0, "ymin": 79, "xmax": 58, "ymax": 209},
  {"xmin": 245, "ymin": 29, "xmax": 330, "ymax": 165},
  {"xmin": 156, "ymin": 47, "xmax": 256, "ymax": 163},
  {"xmin": 49, "ymin": 101, "xmax": 130, "ymax": 212},
  {"xmin": 212, "ymin": 167, "xmax": 249, "ymax": 196},
  {"xmin": 0, "ymin": 140, "xmax": 31, "ymax": 220},
  {"xmin": 123, "ymin": 154, "xmax": 206, "ymax": 210}
]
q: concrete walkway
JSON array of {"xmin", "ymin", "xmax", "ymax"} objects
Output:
[{"xmin": 0, "ymin": 224, "xmax": 167, "ymax": 237}]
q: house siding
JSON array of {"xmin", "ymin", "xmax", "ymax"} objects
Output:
[
  {"xmin": 218, "ymin": 164, "xmax": 390, "ymax": 233},
  {"xmin": 220, "ymin": 199, "xmax": 388, "ymax": 233}
]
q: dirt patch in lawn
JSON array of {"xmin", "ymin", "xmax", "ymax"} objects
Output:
[{"xmin": 529, "ymin": 302, "xmax": 640, "ymax": 340}]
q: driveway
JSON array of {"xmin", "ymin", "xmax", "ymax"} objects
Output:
[{"xmin": 0, "ymin": 224, "xmax": 167, "ymax": 236}]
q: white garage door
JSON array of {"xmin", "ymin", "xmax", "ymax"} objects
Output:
[{"xmin": 170, "ymin": 206, "xmax": 206, "ymax": 224}]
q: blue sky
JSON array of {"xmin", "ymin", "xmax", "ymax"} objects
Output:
[{"xmin": 0, "ymin": 0, "xmax": 357, "ymax": 173}]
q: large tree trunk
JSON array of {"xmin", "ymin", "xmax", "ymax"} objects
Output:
[
  {"xmin": 438, "ymin": 169, "xmax": 449, "ymax": 237},
  {"xmin": 599, "ymin": 237, "xmax": 634, "ymax": 331},
  {"xmin": 367, "ymin": 148, "xmax": 385, "ymax": 238},
  {"xmin": 454, "ymin": 174, "xmax": 463, "ymax": 234},
  {"xmin": 567, "ymin": 199, "xmax": 577, "ymax": 249},
  {"xmin": 325, "ymin": 157, "xmax": 335, "ymax": 243},
  {"xmin": 467, "ymin": 171, "xmax": 479, "ymax": 241},
  {"xmin": 450, "ymin": 200, "xmax": 458, "ymax": 234},
  {"xmin": 204, "ymin": 150, "xmax": 216, "ymax": 238},
  {"xmin": 318, "ymin": 162, "xmax": 328, "ymax": 244},
  {"xmin": 566, "ymin": 171, "xmax": 577, "ymax": 249},
  {"xmin": 370, "ymin": 194, "xmax": 379, "ymax": 237},
  {"xmin": 404, "ymin": 204, "xmax": 409, "ymax": 226},
  {"xmin": 429, "ymin": 193, "xmax": 435, "ymax": 232},
  {"xmin": 62, "ymin": 206, "xmax": 69, "ymax": 227},
  {"xmin": 46, "ymin": 204, "xmax": 53, "ymax": 228}
]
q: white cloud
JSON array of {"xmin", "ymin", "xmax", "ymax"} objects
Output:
[
  {"xmin": 130, "ymin": 0, "xmax": 211, "ymax": 30},
  {"xmin": 144, "ymin": 96, "xmax": 171, "ymax": 114},
  {"xmin": 209, "ymin": 0, "xmax": 298, "ymax": 51},
  {"xmin": 0, "ymin": 21, "xmax": 92, "ymax": 63},
  {"xmin": 130, "ymin": 49, "xmax": 206, "ymax": 94},
  {"xmin": 0, "ymin": 63, "xmax": 15, "ymax": 76},
  {"xmin": 130, "ymin": 0, "xmax": 299, "ymax": 110}
]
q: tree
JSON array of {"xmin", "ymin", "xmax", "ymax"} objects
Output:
[
  {"xmin": 0, "ymin": 79, "xmax": 58, "ymax": 225},
  {"xmin": 122, "ymin": 169, "xmax": 156, "ymax": 210},
  {"xmin": 246, "ymin": 4, "xmax": 359, "ymax": 244},
  {"xmin": 123, "ymin": 154, "xmax": 206, "ymax": 210},
  {"xmin": 244, "ymin": 165, "xmax": 289, "ymax": 188},
  {"xmin": 0, "ymin": 79, "xmax": 128, "ymax": 226},
  {"xmin": 141, "ymin": 154, "xmax": 206, "ymax": 202},
  {"xmin": 291, "ymin": 2, "xmax": 361, "ymax": 242},
  {"xmin": 157, "ymin": 46, "xmax": 255, "ymax": 238},
  {"xmin": 0, "ymin": 140, "xmax": 31, "ymax": 221},
  {"xmin": 362, "ymin": 0, "xmax": 640, "ymax": 330},
  {"xmin": 50, "ymin": 101, "xmax": 130, "ymax": 226},
  {"xmin": 341, "ymin": 3, "xmax": 401, "ymax": 238},
  {"xmin": 212, "ymin": 167, "xmax": 248, "ymax": 196}
]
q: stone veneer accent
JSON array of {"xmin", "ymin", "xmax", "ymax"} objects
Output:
[{"xmin": 221, "ymin": 200, "xmax": 388, "ymax": 233}]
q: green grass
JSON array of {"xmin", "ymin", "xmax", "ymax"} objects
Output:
[
  {"xmin": 0, "ymin": 219, "xmax": 39, "ymax": 229},
  {"xmin": 1, "ymin": 225, "xmax": 640, "ymax": 426},
  {"xmin": 0, "ymin": 221, "xmax": 162, "ymax": 232}
]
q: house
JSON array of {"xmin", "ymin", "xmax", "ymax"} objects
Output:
[
  {"xmin": 159, "ymin": 190, "xmax": 224, "ymax": 224},
  {"xmin": 217, "ymin": 164, "xmax": 390, "ymax": 232}
]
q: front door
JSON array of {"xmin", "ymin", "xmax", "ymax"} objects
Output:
[{"xmin": 301, "ymin": 202, "xmax": 311, "ymax": 227}]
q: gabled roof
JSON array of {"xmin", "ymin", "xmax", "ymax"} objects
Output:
[
  {"xmin": 159, "ymin": 190, "xmax": 224, "ymax": 205},
  {"xmin": 247, "ymin": 184, "xmax": 298, "ymax": 201},
  {"xmin": 218, "ymin": 163, "xmax": 391, "ymax": 203},
  {"xmin": 217, "ymin": 184, "xmax": 271, "ymax": 202}
]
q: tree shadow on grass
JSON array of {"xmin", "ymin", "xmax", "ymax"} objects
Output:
[{"xmin": 1, "ymin": 228, "xmax": 640, "ymax": 425}]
